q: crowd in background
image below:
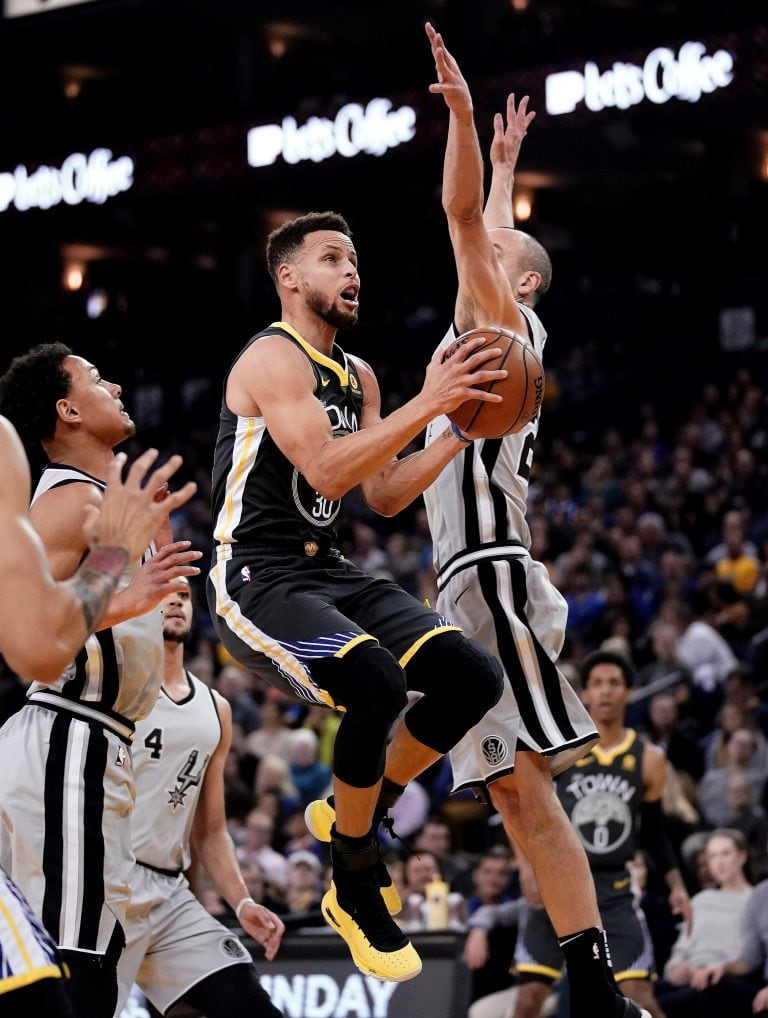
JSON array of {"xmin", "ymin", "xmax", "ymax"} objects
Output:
[{"xmin": 2, "ymin": 330, "xmax": 768, "ymax": 1014}]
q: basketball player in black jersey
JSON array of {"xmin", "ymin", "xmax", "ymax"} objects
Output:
[
  {"xmin": 206, "ymin": 211, "xmax": 510, "ymax": 981},
  {"xmin": 513, "ymin": 652, "xmax": 692, "ymax": 1018}
]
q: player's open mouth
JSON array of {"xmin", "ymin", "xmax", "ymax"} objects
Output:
[{"xmin": 340, "ymin": 287, "xmax": 359, "ymax": 307}]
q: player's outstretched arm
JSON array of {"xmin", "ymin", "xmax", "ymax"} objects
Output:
[
  {"xmin": 483, "ymin": 93, "xmax": 535, "ymax": 230},
  {"xmin": 425, "ymin": 22, "xmax": 526, "ymax": 335},
  {"xmin": 190, "ymin": 692, "xmax": 285, "ymax": 960},
  {"xmin": 0, "ymin": 418, "xmax": 196, "ymax": 682}
]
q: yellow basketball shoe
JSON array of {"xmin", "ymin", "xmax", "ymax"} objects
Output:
[
  {"xmin": 304, "ymin": 797, "xmax": 402, "ymax": 915},
  {"xmin": 323, "ymin": 840, "xmax": 421, "ymax": 983}
]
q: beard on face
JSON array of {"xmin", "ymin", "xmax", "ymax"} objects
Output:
[
  {"xmin": 163, "ymin": 626, "xmax": 190, "ymax": 645},
  {"xmin": 305, "ymin": 285, "xmax": 358, "ymax": 330}
]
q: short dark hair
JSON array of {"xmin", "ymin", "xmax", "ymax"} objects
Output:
[
  {"xmin": 519, "ymin": 231, "xmax": 553, "ymax": 299},
  {"xmin": 265, "ymin": 211, "xmax": 352, "ymax": 285},
  {"xmin": 579, "ymin": 650, "xmax": 634, "ymax": 689},
  {"xmin": 0, "ymin": 342, "xmax": 73, "ymax": 445}
]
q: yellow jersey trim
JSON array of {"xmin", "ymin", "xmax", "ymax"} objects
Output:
[
  {"xmin": 399, "ymin": 625, "xmax": 462, "ymax": 669},
  {"xmin": 335, "ymin": 634, "xmax": 377, "ymax": 658},
  {"xmin": 0, "ymin": 965, "xmax": 65, "ymax": 994},
  {"xmin": 271, "ymin": 321, "xmax": 349, "ymax": 387},
  {"xmin": 615, "ymin": 969, "xmax": 652, "ymax": 982},
  {"xmin": 514, "ymin": 962, "xmax": 561, "ymax": 981},
  {"xmin": 590, "ymin": 728, "xmax": 636, "ymax": 767}
]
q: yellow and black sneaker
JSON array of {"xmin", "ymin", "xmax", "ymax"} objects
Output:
[
  {"xmin": 305, "ymin": 796, "xmax": 402, "ymax": 915},
  {"xmin": 323, "ymin": 836, "xmax": 421, "ymax": 983}
]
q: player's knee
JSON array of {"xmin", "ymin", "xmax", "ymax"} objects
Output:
[
  {"xmin": 314, "ymin": 642, "xmax": 408, "ymax": 788},
  {"xmin": 332, "ymin": 641, "xmax": 408, "ymax": 723},
  {"xmin": 182, "ymin": 961, "xmax": 282, "ymax": 1018},
  {"xmin": 488, "ymin": 775, "xmax": 523, "ymax": 825},
  {"xmin": 409, "ymin": 631, "xmax": 502, "ymax": 718},
  {"xmin": 403, "ymin": 633, "xmax": 502, "ymax": 754}
]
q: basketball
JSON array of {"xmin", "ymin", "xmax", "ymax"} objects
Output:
[{"xmin": 444, "ymin": 326, "xmax": 545, "ymax": 439}]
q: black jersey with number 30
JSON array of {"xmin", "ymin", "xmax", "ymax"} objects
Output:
[{"xmin": 211, "ymin": 321, "xmax": 364, "ymax": 553}]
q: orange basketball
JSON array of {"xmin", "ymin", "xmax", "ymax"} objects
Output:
[{"xmin": 444, "ymin": 326, "xmax": 545, "ymax": 439}]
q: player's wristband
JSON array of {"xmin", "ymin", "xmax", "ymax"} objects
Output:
[
  {"xmin": 83, "ymin": 546, "xmax": 130, "ymax": 579},
  {"xmin": 235, "ymin": 896, "xmax": 256, "ymax": 921},
  {"xmin": 450, "ymin": 422, "xmax": 472, "ymax": 445}
]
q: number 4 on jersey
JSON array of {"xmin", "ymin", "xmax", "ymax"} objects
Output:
[{"xmin": 144, "ymin": 727, "xmax": 164, "ymax": 759}]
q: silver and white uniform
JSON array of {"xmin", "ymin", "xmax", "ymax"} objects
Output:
[
  {"xmin": 116, "ymin": 674, "xmax": 251, "ymax": 1016},
  {"xmin": 0, "ymin": 464, "xmax": 164, "ymax": 956},
  {"xmin": 423, "ymin": 306, "xmax": 598, "ymax": 789}
]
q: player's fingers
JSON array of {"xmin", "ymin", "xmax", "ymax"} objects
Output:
[
  {"xmin": 161, "ymin": 481, "xmax": 198, "ymax": 513},
  {"xmin": 468, "ymin": 387, "xmax": 503, "ymax": 403},
  {"xmin": 124, "ymin": 448, "xmax": 160, "ymax": 487},
  {"xmin": 449, "ymin": 335, "xmax": 494, "ymax": 360},
  {"xmin": 150, "ymin": 540, "xmax": 192, "ymax": 559},
  {"xmin": 103, "ymin": 452, "xmax": 127, "ymax": 486},
  {"xmin": 144, "ymin": 453, "xmax": 184, "ymax": 491},
  {"xmin": 464, "ymin": 346, "xmax": 504, "ymax": 369},
  {"xmin": 468, "ymin": 367, "xmax": 508, "ymax": 383}
]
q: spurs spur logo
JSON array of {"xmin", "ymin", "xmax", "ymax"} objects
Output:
[{"xmin": 481, "ymin": 736, "xmax": 508, "ymax": 767}]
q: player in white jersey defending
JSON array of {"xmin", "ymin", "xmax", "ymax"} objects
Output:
[
  {"xmin": 115, "ymin": 578, "xmax": 284, "ymax": 1017},
  {"xmin": 420, "ymin": 23, "xmax": 650, "ymax": 1018},
  {"xmin": 0, "ymin": 343, "xmax": 200, "ymax": 1018},
  {"xmin": 0, "ymin": 413, "xmax": 195, "ymax": 1018}
]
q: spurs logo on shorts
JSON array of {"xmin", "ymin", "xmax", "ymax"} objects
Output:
[
  {"xmin": 220, "ymin": 936, "xmax": 247, "ymax": 959},
  {"xmin": 481, "ymin": 735, "xmax": 508, "ymax": 766}
]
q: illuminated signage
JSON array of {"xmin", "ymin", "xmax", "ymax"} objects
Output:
[
  {"xmin": 4, "ymin": 0, "xmax": 101, "ymax": 15},
  {"xmin": 0, "ymin": 148, "xmax": 134, "ymax": 214},
  {"xmin": 545, "ymin": 40, "xmax": 734, "ymax": 115},
  {"xmin": 247, "ymin": 97, "xmax": 416, "ymax": 168},
  {"xmin": 259, "ymin": 972, "xmax": 397, "ymax": 1017}
]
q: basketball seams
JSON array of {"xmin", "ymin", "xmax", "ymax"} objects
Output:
[
  {"xmin": 446, "ymin": 326, "xmax": 543, "ymax": 439},
  {"xmin": 464, "ymin": 334, "xmax": 517, "ymax": 434}
]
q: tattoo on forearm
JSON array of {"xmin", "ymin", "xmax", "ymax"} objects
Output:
[{"xmin": 73, "ymin": 547, "xmax": 129, "ymax": 630}]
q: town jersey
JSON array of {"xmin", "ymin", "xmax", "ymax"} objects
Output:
[
  {"xmin": 27, "ymin": 463, "xmax": 163, "ymax": 723},
  {"xmin": 556, "ymin": 729, "xmax": 646, "ymax": 871},
  {"xmin": 423, "ymin": 304, "xmax": 547, "ymax": 575},
  {"xmin": 131, "ymin": 673, "xmax": 221, "ymax": 872},
  {"xmin": 211, "ymin": 321, "xmax": 364, "ymax": 556}
]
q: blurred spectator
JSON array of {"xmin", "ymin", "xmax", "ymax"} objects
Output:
[
  {"xmin": 277, "ymin": 851, "xmax": 325, "ymax": 926},
  {"xmin": 235, "ymin": 809, "xmax": 289, "ymax": 895},
  {"xmin": 286, "ymin": 728, "xmax": 332, "ymax": 809},
  {"xmin": 245, "ymin": 697, "xmax": 295, "ymax": 762},
  {"xmin": 411, "ymin": 816, "xmax": 474, "ymax": 892},
  {"xmin": 215, "ymin": 663, "xmax": 262, "ymax": 735},
  {"xmin": 706, "ymin": 509, "xmax": 761, "ymax": 595},
  {"xmin": 252, "ymin": 753, "xmax": 301, "ymax": 824},
  {"xmin": 642, "ymin": 692, "xmax": 704, "ymax": 784},
  {"xmin": 698, "ymin": 729, "xmax": 768, "ymax": 829},
  {"xmin": 655, "ymin": 829, "xmax": 754, "ymax": 1017},
  {"xmin": 687, "ymin": 878, "xmax": 768, "ymax": 1017},
  {"xmin": 701, "ymin": 703, "xmax": 768, "ymax": 773}
]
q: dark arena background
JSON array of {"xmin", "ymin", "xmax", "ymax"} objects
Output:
[{"xmin": 1, "ymin": 2, "xmax": 768, "ymax": 1017}]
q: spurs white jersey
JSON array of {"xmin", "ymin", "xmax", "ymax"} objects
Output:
[
  {"xmin": 131, "ymin": 673, "xmax": 221, "ymax": 873},
  {"xmin": 424, "ymin": 304, "xmax": 546, "ymax": 578},
  {"xmin": 27, "ymin": 463, "xmax": 164, "ymax": 725}
]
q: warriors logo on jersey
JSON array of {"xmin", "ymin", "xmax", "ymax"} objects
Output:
[{"xmin": 557, "ymin": 730, "xmax": 645, "ymax": 869}]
